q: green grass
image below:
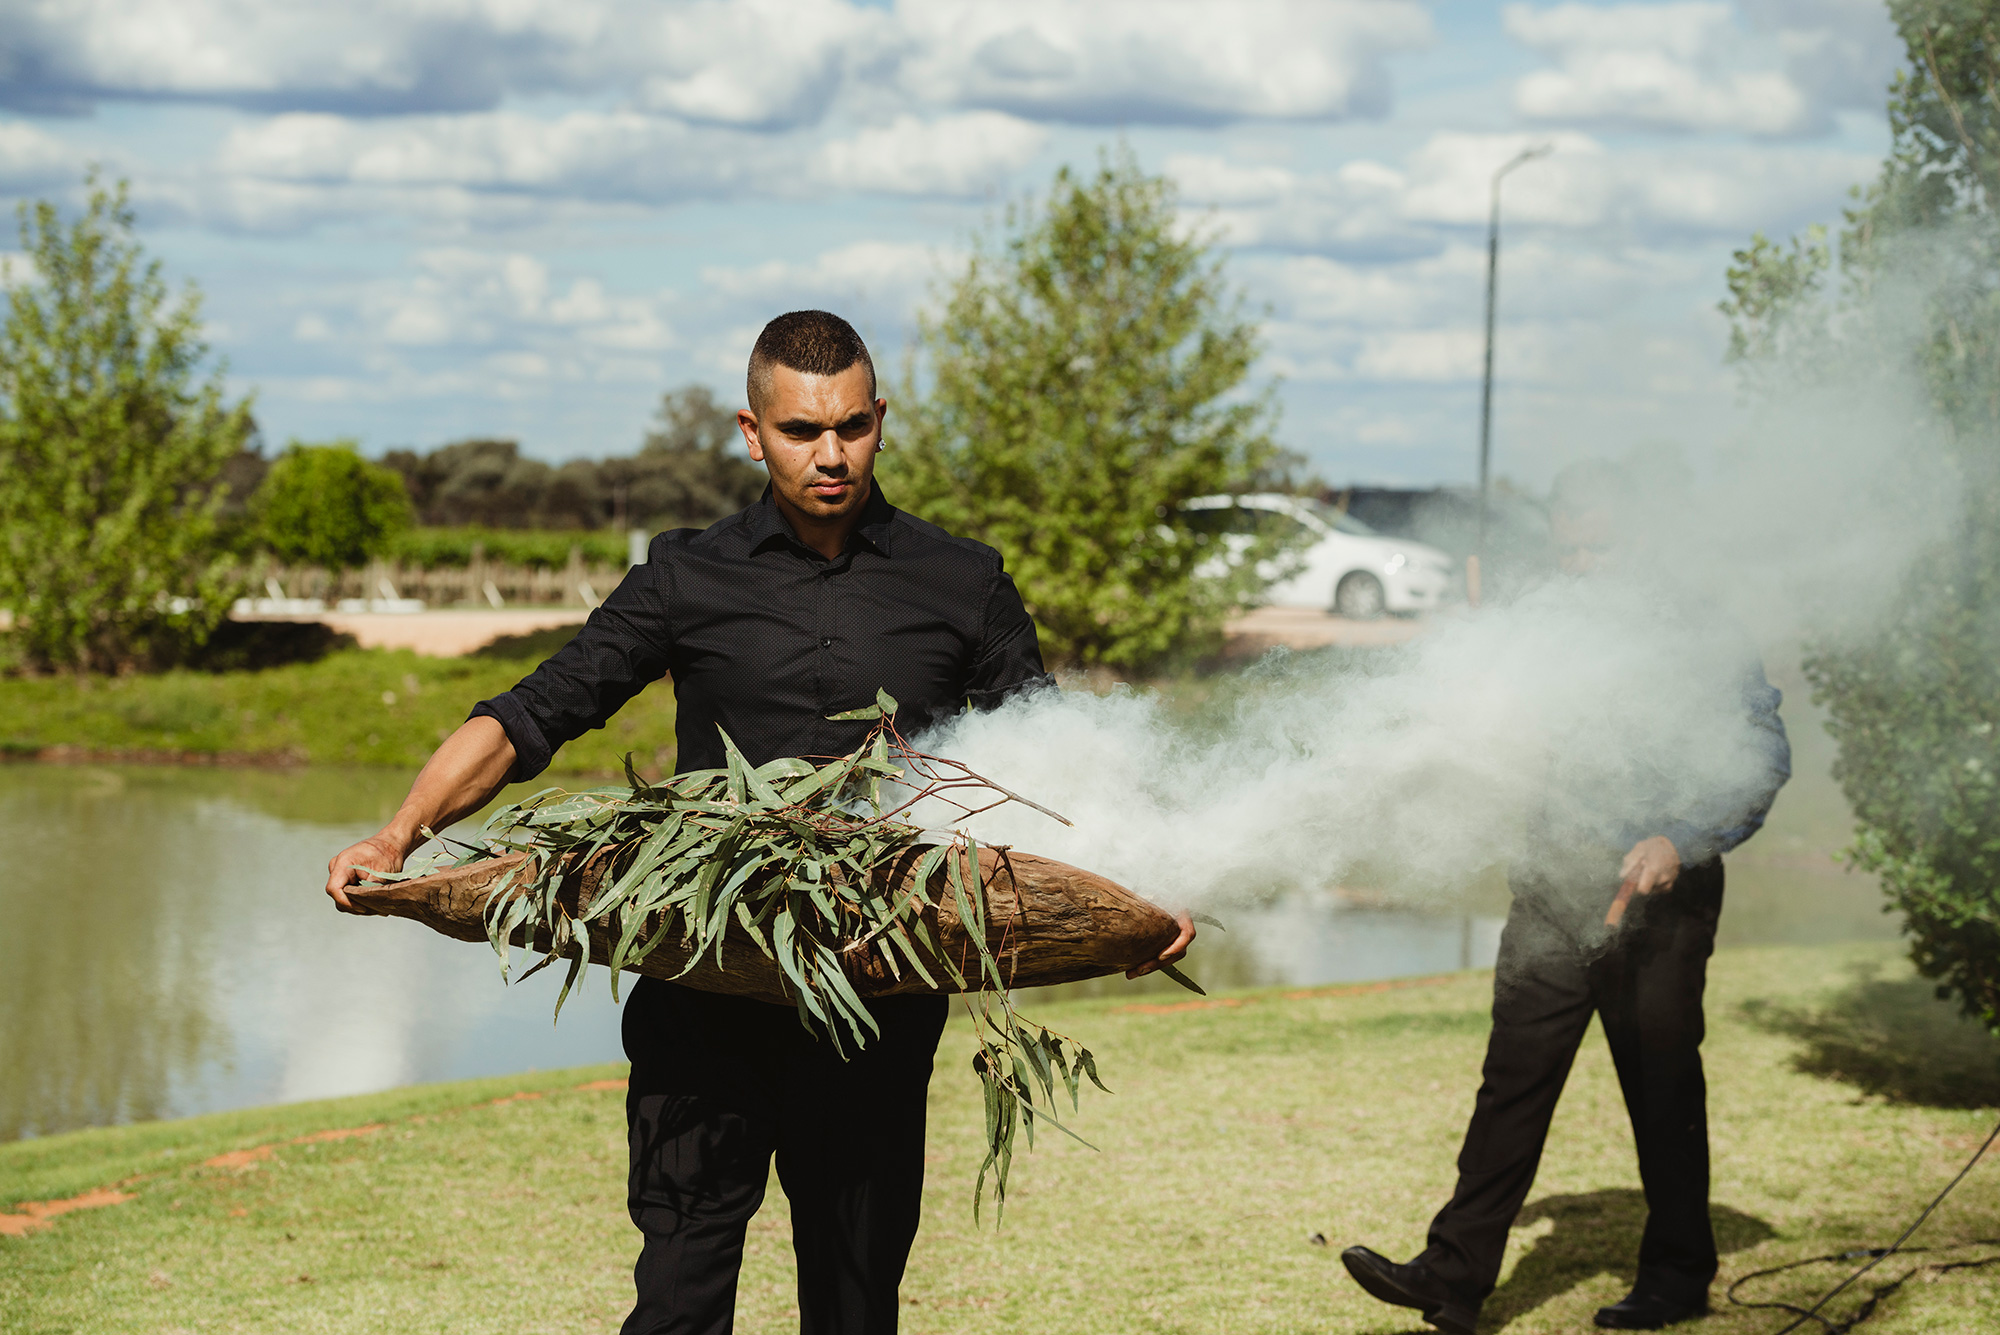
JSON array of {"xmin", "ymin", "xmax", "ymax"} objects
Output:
[
  {"xmin": 0, "ymin": 642, "xmax": 676, "ymax": 777},
  {"xmin": 5, "ymin": 942, "xmax": 1998, "ymax": 1333},
  {"xmin": 0, "ymin": 628, "xmax": 1334, "ymax": 782}
]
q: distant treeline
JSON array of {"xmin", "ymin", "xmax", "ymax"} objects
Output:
[{"xmin": 226, "ymin": 386, "xmax": 766, "ymax": 534}]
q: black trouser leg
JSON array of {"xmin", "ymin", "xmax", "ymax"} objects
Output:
[
  {"xmin": 622, "ymin": 982, "xmax": 781, "ymax": 1335},
  {"xmin": 1421, "ymin": 894, "xmax": 1598, "ymax": 1301},
  {"xmin": 1420, "ymin": 862, "xmax": 1725, "ymax": 1307},
  {"xmin": 620, "ymin": 979, "xmax": 945, "ymax": 1335},
  {"xmin": 1597, "ymin": 861, "xmax": 1723, "ymax": 1304},
  {"xmin": 777, "ymin": 999, "xmax": 945, "ymax": 1335},
  {"xmin": 628, "ymin": 1143, "xmax": 768, "ymax": 1335}
]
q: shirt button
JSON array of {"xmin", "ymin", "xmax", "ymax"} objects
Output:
[{"xmin": 820, "ymin": 638, "xmax": 831, "ymax": 647}]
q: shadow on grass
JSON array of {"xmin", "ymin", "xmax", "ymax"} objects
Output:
[
  {"xmin": 1483, "ymin": 1189, "xmax": 1774, "ymax": 1330},
  {"xmin": 192, "ymin": 620, "xmax": 358, "ymax": 671},
  {"xmin": 471, "ymin": 624, "xmax": 583, "ymax": 663},
  {"xmin": 1742, "ymin": 966, "xmax": 2000, "ymax": 1108}
]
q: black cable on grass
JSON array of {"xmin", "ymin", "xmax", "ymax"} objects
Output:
[
  {"xmin": 1728, "ymin": 1244, "xmax": 2000, "ymax": 1335},
  {"xmin": 1726, "ymin": 1112, "xmax": 2000, "ymax": 1333}
]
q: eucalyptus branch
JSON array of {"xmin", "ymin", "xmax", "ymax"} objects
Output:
[{"xmin": 455, "ymin": 688, "xmax": 1117, "ymax": 1220}]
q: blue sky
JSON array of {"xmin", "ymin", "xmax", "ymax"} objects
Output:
[{"xmin": 0, "ymin": 0, "xmax": 1898, "ymax": 488}]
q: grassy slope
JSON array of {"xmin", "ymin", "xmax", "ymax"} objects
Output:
[
  {"xmin": 4, "ymin": 942, "xmax": 1998, "ymax": 1334},
  {"xmin": 0, "ymin": 645, "xmax": 677, "ymax": 777}
]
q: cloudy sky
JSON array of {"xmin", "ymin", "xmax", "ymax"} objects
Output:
[{"xmin": 0, "ymin": 0, "xmax": 1899, "ymax": 487}]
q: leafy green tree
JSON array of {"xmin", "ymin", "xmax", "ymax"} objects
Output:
[
  {"xmin": 253, "ymin": 441, "xmax": 413, "ymax": 569},
  {"xmin": 381, "ymin": 438, "xmax": 601, "ymax": 530},
  {"xmin": 607, "ymin": 384, "xmax": 767, "ymax": 529},
  {"xmin": 883, "ymin": 151, "xmax": 1281, "ymax": 671},
  {"xmin": 1722, "ymin": 0, "xmax": 2000, "ymax": 1029},
  {"xmin": 380, "ymin": 387, "xmax": 762, "ymax": 533},
  {"xmin": 0, "ymin": 176, "xmax": 253, "ymax": 672}
]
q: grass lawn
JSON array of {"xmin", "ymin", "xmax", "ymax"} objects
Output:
[
  {"xmin": 0, "ymin": 631, "xmax": 676, "ymax": 778},
  {"xmin": 5, "ymin": 941, "xmax": 1999, "ymax": 1334}
]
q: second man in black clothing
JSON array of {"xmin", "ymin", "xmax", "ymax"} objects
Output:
[{"xmin": 325, "ymin": 310, "xmax": 1195, "ymax": 1335}]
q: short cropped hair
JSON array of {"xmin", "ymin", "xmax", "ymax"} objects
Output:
[{"xmin": 746, "ymin": 310, "xmax": 876, "ymax": 414}]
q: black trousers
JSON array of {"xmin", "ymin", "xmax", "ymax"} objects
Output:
[
  {"xmin": 619, "ymin": 977, "xmax": 948, "ymax": 1335},
  {"xmin": 1421, "ymin": 859, "xmax": 1725, "ymax": 1308}
]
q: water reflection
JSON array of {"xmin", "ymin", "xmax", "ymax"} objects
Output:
[
  {"xmin": 0, "ymin": 689, "xmax": 1895, "ymax": 1139},
  {"xmin": 0, "ymin": 765, "xmax": 626, "ymax": 1142},
  {"xmin": 1, "ymin": 766, "xmax": 230, "ymax": 1138}
]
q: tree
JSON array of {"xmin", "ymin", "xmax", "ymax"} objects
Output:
[
  {"xmin": 379, "ymin": 387, "xmax": 763, "ymax": 532},
  {"xmin": 253, "ymin": 441, "xmax": 413, "ymax": 568},
  {"xmin": 883, "ymin": 151, "xmax": 1281, "ymax": 671},
  {"xmin": 1722, "ymin": 0, "xmax": 2000, "ymax": 1030},
  {"xmin": 382, "ymin": 438, "xmax": 601, "ymax": 530},
  {"xmin": 0, "ymin": 176, "xmax": 254, "ymax": 672},
  {"xmin": 606, "ymin": 384, "xmax": 767, "ymax": 529}
]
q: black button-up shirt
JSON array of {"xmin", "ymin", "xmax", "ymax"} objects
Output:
[{"xmin": 472, "ymin": 486, "xmax": 1054, "ymax": 780}]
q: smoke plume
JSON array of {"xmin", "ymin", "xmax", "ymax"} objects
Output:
[{"xmin": 913, "ymin": 272, "xmax": 1960, "ymax": 914}]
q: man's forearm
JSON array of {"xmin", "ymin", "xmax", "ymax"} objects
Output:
[{"xmin": 380, "ymin": 715, "xmax": 518, "ymax": 853}]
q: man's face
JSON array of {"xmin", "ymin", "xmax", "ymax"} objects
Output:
[
  {"xmin": 737, "ymin": 363, "xmax": 885, "ymax": 527},
  {"xmin": 1551, "ymin": 504, "xmax": 1617, "ymax": 574}
]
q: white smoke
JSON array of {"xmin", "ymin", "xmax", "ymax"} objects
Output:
[{"xmin": 912, "ymin": 268, "xmax": 1960, "ymax": 913}]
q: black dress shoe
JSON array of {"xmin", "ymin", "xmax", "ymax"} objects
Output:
[
  {"xmin": 1593, "ymin": 1289, "xmax": 1710, "ymax": 1329},
  {"xmin": 1339, "ymin": 1246, "xmax": 1479, "ymax": 1335}
]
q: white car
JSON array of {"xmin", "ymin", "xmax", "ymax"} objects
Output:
[{"xmin": 1183, "ymin": 493, "xmax": 1455, "ymax": 619}]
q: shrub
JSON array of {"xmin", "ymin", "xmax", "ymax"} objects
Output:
[
  {"xmin": 1723, "ymin": 0, "xmax": 2000, "ymax": 1030},
  {"xmin": 253, "ymin": 441, "xmax": 412, "ymax": 569},
  {"xmin": 0, "ymin": 176, "xmax": 253, "ymax": 671},
  {"xmin": 884, "ymin": 151, "xmax": 1281, "ymax": 671}
]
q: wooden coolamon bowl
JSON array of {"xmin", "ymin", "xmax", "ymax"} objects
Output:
[{"xmin": 343, "ymin": 845, "xmax": 1180, "ymax": 1007}]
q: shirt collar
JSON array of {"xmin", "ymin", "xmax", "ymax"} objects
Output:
[{"xmin": 743, "ymin": 482, "xmax": 897, "ymax": 559}]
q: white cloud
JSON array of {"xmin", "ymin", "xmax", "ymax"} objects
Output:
[
  {"xmin": 1167, "ymin": 155, "xmax": 1301, "ymax": 206},
  {"xmin": 635, "ymin": 0, "xmax": 883, "ymax": 128},
  {"xmin": 0, "ymin": 0, "xmax": 871, "ymax": 126},
  {"xmin": 207, "ymin": 107, "xmax": 1044, "ymax": 215},
  {"xmin": 819, "ymin": 113, "xmax": 1047, "ymax": 196},
  {"xmin": 895, "ymin": 0, "xmax": 1432, "ymax": 124},
  {"xmin": 0, "ymin": 121, "xmax": 81, "ymax": 189},
  {"xmin": 1353, "ymin": 328, "xmax": 1486, "ymax": 381},
  {"xmin": 1, "ymin": 0, "xmax": 1426, "ymax": 130},
  {"xmin": 1504, "ymin": 0, "xmax": 1898, "ymax": 137},
  {"xmin": 0, "ymin": 251, "xmax": 37, "ymax": 288},
  {"xmin": 215, "ymin": 110, "xmax": 776, "ymax": 203},
  {"xmin": 358, "ymin": 248, "xmax": 675, "ymax": 353},
  {"xmin": 1507, "ymin": 3, "xmax": 1809, "ymax": 134},
  {"xmin": 1745, "ymin": 0, "xmax": 1901, "ymax": 112},
  {"xmin": 1246, "ymin": 233, "xmax": 1721, "ymax": 400},
  {"xmin": 1173, "ymin": 131, "xmax": 1873, "ymax": 260},
  {"xmin": 701, "ymin": 239, "xmax": 954, "ymax": 309},
  {"xmin": 1395, "ymin": 131, "xmax": 1874, "ymax": 233}
]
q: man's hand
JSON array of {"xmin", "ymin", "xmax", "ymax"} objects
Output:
[
  {"xmin": 1604, "ymin": 835, "xmax": 1683, "ymax": 927},
  {"xmin": 325, "ymin": 830, "xmax": 414, "ymax": 911},
  {"xmin": 321, "ymin": 716, "xmax": 517, "ymax": 912},
  {"xmin": 1126, "ymin": 911, "xmax": 1196, "ymax": 979}
]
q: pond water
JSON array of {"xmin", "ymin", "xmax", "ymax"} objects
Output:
[{"xmin": 0, "ymin": 695, "xmax": 1892, "ymax": 1143}]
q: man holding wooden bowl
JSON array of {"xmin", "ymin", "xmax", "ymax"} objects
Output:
[{"xmin": 324, "ymin": 309, "xmax": 1193, "ymax": 1335}]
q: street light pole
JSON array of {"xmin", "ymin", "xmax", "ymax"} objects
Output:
[{"xmin": 1477, "ymin": 143, "xmax": 1551, "ymax": 561}]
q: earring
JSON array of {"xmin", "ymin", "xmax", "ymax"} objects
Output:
[{"xmin": 877, "ymin": 438, "xmax": 887, "ymax": 451}]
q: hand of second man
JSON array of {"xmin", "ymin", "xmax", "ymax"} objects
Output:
[{"xmin": 1605, "ymin": 835, "xmax": 1683, "ymax": 927}]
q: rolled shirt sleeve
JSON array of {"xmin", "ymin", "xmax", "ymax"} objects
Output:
[
  {"xmin": 469, "ymin": 548, "xmax": 673, "ymax": 784},
  {"xmin": 1661, "ymin": 665, "xmax": 1793, "ymax": 865}
]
